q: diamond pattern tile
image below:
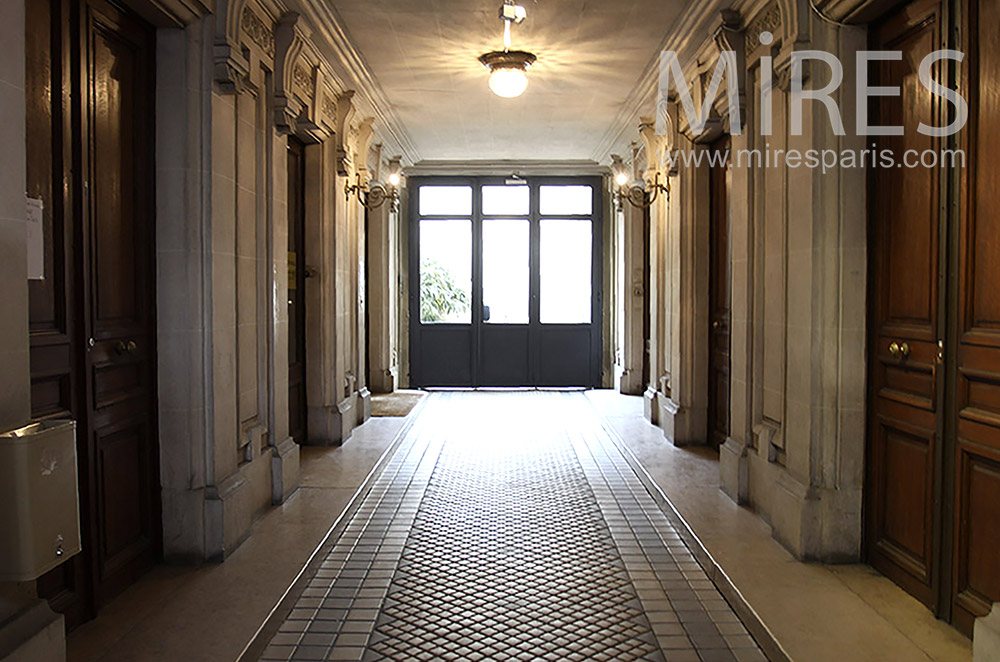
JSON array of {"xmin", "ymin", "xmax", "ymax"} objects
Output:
[
  {"xmin": 366, "ymin": 439, "xmax": 662, "ymax": 662},
  {"xmin": 251, "ymin": 392, "xmax": 769, "ymax": 662}
]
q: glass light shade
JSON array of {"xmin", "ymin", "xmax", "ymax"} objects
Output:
[
  {"xmin": 615, "ymin": 172, "xmax": 629, "ymax": 187},
  {"xmin": 489, "ymin": 67, "xmax": 529, "ymax": 98},
  {"xmin": 388, "ymin": 172, "xmax": 401, "ymax": 187}
]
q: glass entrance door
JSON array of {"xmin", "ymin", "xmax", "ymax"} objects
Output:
[{"xmin": 410, "ymin": 177, "xmax": 602, "ymax": 387}]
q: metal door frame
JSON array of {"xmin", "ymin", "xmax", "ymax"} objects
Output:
[{"xmin": 408, "ymin": 175, "xmax": 603, "ymax": 387}]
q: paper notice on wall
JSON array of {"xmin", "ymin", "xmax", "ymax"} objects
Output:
[{"xmin": 26, "ymin": 197, "xmax": 44, "ymax": 280}]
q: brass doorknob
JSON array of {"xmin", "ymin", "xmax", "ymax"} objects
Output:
[
  {"xmin": 712, "ymin": 320, "xmax": 721, "ymax": 330},
  {"xmin": 126, "ymin": 340, "xmax": 137, "ymax": 354},
  {"xmin": 116, "ymin": 341, "xmax": 128, "ymax": 355},
  {"xmin": 889, "ymin": 341, "xmax": 911, "ymax": 360}
]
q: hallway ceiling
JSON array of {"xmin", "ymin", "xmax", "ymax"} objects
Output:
[{"xmin": 326, "ymin": 0, "xmax": 688, "ymax": 163}]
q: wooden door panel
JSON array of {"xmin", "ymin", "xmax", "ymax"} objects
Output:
[
  {"xmin": 708, "ymin": 135, "xmax": 731, "ymax": 450},
  {"xmin": 93, "ymin": 419, "xmax": 156, "ymax": 604},
  {"xmin": 98, "ymin": 428, "xmax": 143, "ymax": 557},
  {"xmin": 866, "ymin": 0, "xmax": 942, "ymax": 612},
  {"xmin": 81, "ymin": 0, "xmax": 160, "ymax": 609},
  {"xmin": 953, "ymin": 0, "xmax": 1000, "ymax": 633},
  {"xmin": 287, "ymin": 139, "xmax": 307, "ymax": 443},
  {"xmin": 872, "ymin": 419, "xmax": 935, "ymax": 579},
  {"xmin": 876, "ymin": 344, "xmax": 937, "ymax": 410},
  {"xmin": 28, "ymin": 0, "xmax": 92, "ymax": 628},
  {"xmin": 874, "ymin": 15, "xmax": 939, "ymax": 342},
  {"xmin": 91, "ymin": 31, "xmax": 140, "ymax": 329},
  {"xmin": 952, "ymin": 440, "xmax": 1000, "ymax": 632}
]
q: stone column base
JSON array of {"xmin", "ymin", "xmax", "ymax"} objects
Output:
[
  {"xmin": 306, "ymin": 405, "xmax": 347, "ymax": 447},
  {"xmin": 358, "ymin": 388, "xmax": 372, "ymax": 423},
  {"xmin": 271, "ymin": 436, "xmax": 300, "ymax": 505},
  {"xmin": 204, "ymin": 471, "xmax": 252, "ymax": 562},
  {"xmin": 720, "ymin": 437, "xmax": 749, "ymax": 504},
  {"xmin": 643, "ymin": 387, "xmax": 659, "ymax": 425},
  {"xmin": 659, "ymin": 397, "xmax": 706, "ymax": 447},
  {"xmin": 619, "ymin": 370, "xmax": 644, "ymax": 396},
  {"xmin": 747, "ymin": 452, "xmax": 862, "ymax": 562},
  {"xmin": 974, "ymin": 603, "xmax": 1000, "ymax": 662}
]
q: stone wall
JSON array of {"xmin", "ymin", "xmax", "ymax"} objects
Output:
[
  {"xmin": 637, "ymin": 0, "xmax": 868, "ymax": 561},
  {"xmin": 152, "ymin": 0, "xmax": 390, "ymax": 561}
]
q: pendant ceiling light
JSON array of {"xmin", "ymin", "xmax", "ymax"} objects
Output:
[{"xmin": 479, "ymin": 1, "xmax": 536, "ymax": 99}]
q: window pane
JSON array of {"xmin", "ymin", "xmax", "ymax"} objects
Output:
[
  {"xmin": 539, "ymin": 185, "xmax": 593, "ymax": 216},
  {"xmin": 420, "ymin": 220, "xmax": 472, "ymax": 324},
  {"xmin": 482, "ymin": 185, "xmax": 529, "ymax": 216},
  {"xmin": 483, "ymin": 219, "xmax": 529, "ymax": 324},
  {"xmin": 419, "ymin": 186, "xmax": 473, "ymax": 216},
  {"xmin": 540, "ymin": 219, "xmax": 592, "ymax": 324}
]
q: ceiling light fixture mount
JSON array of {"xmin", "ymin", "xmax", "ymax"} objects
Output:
[{"xmin": 479, "ymin": 1, "xmax": 535, "ymax": 99}]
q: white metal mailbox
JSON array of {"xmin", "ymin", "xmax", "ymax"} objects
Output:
[{"xmin": 0, "ymin": 419, "xmax": 81, "ymax": 581}]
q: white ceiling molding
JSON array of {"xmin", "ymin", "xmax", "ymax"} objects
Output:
[
  {"xmin": 590, "ymin": 0, "xmax": 731, "ymax": 166},
  {"xmin": 292, "ymin": 0, "xmax": 421, "ymax": 165},
  {"xmin": 405, "ymin": 160, "xmax": 610, "ymax": 177}
]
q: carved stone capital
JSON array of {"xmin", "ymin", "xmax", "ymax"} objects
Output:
[
  {"xmin": 354, "ymin": 119, "xmax": 376, "ymax": 176},
  {"xmin": 273, "ymin": 13, "xmax": 308, "ymax": 134},
  {"xmin": 711, "ymin": 9, "xmax": 747, "ymax": 133},
  {"xmin": 639, "ymin": 121, "xmax": 667, "ymax": 182},
  {"xmin": 213, "ymin": 0, "xmax": 250, "ymax": 92},
  {"xmin": 334, "ymin": 92, "xmax": 358, "ymax": 176},
  {"xmin": 213, "ymin": 0, "xmax": 278, "ymax": 92}
]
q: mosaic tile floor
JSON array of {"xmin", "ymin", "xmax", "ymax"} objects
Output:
[{"xmin": 249, "ymin": 392, "xmax": 768, "ymax": 662}]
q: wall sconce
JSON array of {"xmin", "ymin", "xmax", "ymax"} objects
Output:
[
  {"xmin": 611, "ymin": 155, "xmax": 668, "ymax": 212},
  {"xmin": 345, "ymin": 163, "xmax": 401, "ymax": 213}
]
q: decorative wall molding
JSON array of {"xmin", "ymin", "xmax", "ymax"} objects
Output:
[
  {"xmin": 242, "ymin": 5, "xmax": 275, "ymax": 57},
  {"xmin": 710, "ymin": 9, "xmax": 748, "ymax": 134},
  {"xmin": 812, "ymin": 0, "xmax": 900, "ymax": 23},
  {"xmin": 639, "ymin": 119, "xmax": 671, "ymax": 183},
  {"xmin": 745, "ymin": 2, "xmax": 782, "ymax": 54},
  {"xmin": 354, "ymin": 119, "xmax": 376, "ymax": 177},
  {"xmin": 272, "ymin": 12, "xmax": 343, "ymax": 142},
  {"xmin": 293, "ymin": 63, "xmax": 311, "ymax": 91},
  {"xmin": 334, "ymin": 91, "xmax": 358, "ymax": 176},
  {"xmin": 273, "ymin": 13, "xmax": 308, "ymax": 134},
  {"xmin": 321, "ymin": 93, "xmax": 337, "ymax": 123},
  {"xmin": 297, "ymin": 0, "xmax": 421, "ymax": 165},
  {"xmin": 213, "ymin": 0, "xmax": 251, "ymax": 91}
]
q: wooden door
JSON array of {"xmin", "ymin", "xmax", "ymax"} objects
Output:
[
  {"xmin": 951, "ymin": 0, "xmax": 1000, "ymax": 634},
  {"xmin": 866, "ymin": 0, "xmax": 943, "ymax": 610},
  {"xmin": 642, "ymin": 205, "xmax": 651, "ymax": 389},
  {"xmin": 28, "ymin": 0, "xmax": 93, "ymax": 628},
  {"xmin": 78, "ymin": 0, "xmax": 160, "ymax": 607},
  {"xmin": 708, "ymin": 135, "xmax": 731, "ymax": 450},
  {"xmin": 287, "ymin": 138, "xmax": 307, "ymax": 444}
]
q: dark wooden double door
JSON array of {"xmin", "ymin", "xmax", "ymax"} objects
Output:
[
  {"xmin": 708, "ymin": 136, "xmax": 732, "ymax": 451},
  {"xmin": 27, "ymin": 0, "xmax": 161, "ymax": 629},
  {"xmin": 867, "ymin": 0, "xmax": 1000, "ymax": 635}
]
